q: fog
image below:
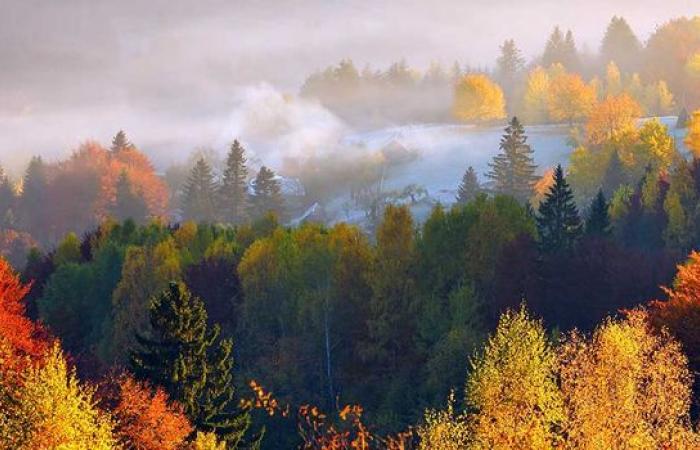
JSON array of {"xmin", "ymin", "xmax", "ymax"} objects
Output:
[{"xmin": 0, "ymin": 0, "xmax": 696, "ymax": 174}]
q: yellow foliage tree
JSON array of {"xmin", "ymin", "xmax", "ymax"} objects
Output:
[
  {"xmin": 417, "ymin": 392, "xmax": 470, "ymax": 450},
  {"xmin": 685, "ymin": 110, "xmax": 700, "ymax": 158},
  {"xmin": 605, "ymin": 61, "xmax": 623, "ymax": 96},
  {"xmin": 188, "ymin": 432, "xmax": 227, "ymax": 450},
  {"xmin": 585, "ymin": 93, "xmax": 642, "ymax": 145},
  {"xmin": 465, "ymin": 306, "xmax": 563, "ymax": 450},
  {"xmin": 453, "ymin": 74, "xmax": 506, "ymax": 123},
  {"xmin": 548, "ymin": 73, "xmax": 597, "ymax": 125},
  {"xmin": 0, "ymin": 344, "xmax": 115, "ymax": 449},
  {"xmin": 559, "ymin": 310, "xmax": 697, "ymax": 449},
  {"xmin": 522, "ymin": 66, "xmax": 550, "ymax": 123}
]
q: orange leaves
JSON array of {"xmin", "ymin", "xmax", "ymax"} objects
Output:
[
  {"xmin": 0, "ymin": 257, "xmax": 49, "ymax": 374},
  {"xmin": 547, "ymin": 72, "xmax": 597, "ymax": 124},
  {"xmin": 585, "ymin": 94, "xmax": 643, "ymax": 145},
  {"xmin": 104, "ymin": 374, "xmax": 193, "ymax": 450},
  {"xmin": 452, "ymin": 74, "xmax": 506, "ymax": 123}
]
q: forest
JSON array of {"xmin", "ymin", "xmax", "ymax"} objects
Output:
[{"xmin": 2, "ymin": 10, "xmax": 700, "ymax": 450}]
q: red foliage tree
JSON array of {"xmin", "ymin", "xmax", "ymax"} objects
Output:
[
  {"xmin": 647, "ymin": 251, "xmax": 700, "ymax": 370},
  {"xmin": 100, "ymin": 373, "xmax": 193, "ymax": 450},
  {"xmin": 0, "ymin": 257, "xmax": 49, "ymax": 377}
]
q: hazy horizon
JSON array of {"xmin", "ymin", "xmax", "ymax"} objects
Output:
[{"xmin": 0, "ymin": 0, "xmax": 697, "ymax": 174}]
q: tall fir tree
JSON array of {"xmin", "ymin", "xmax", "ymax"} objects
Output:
[
  {"xmin": 602, "ymin": 150, "xmax": 626, "ymax": 197},
  {"xmin": 250, "ymin": 166, "xmax": 284, "ymax": 220},
  {"xmin": 542, "ymin": 26, "xmax": 565, "ymax": 68},
  {"xmin": 537, "ymin": 164, "xmax": 582, "ymax": 252},
  {"xmin": 585, "ymin": 189, "xmax": 612, "ymax": 237},
  {"xmin": 130, "ymin": 282, "xmax": 258, "ymax": 447},
  {"xmin": 456, "ymin": 166, "xmax": 480, "ymax": 205},
  {"xmin": 0, "ymin": 165, "xmax": 15, "ymax": 228},
  {"xmin": 111, "ymin": 171, "xmax": 149, "ymax": 223},
  {"xmin": 496, "ymin": 39, "xmax": 525, "ymax": 106},
  {"xmin": 487, "ymin": 117, "xmax": 538, "ymax": 203},
  {"xmin": 220, "ymin": 140, "xmax": 249, "ymax": 224},
  {"xmin": 111, "ymin": 130, "xmax": 132, "ymax": 153},
  {"xmin": 600, "ymin": 16, "xmax": 641, "ymax": 73},
  {"xmin": 562, "ymin": 30, "xmax": 580, "ymax": 72},
  {"xmin": 17, "ymin": 156, "xmax": 48, "ymax": 236},
  {"xmin": 182, "ymin": 158, "xmax": 219, "ymax": 223}
]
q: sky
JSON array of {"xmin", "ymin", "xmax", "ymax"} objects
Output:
[{"xmin": 0, "ymin": 0, "xmax": 697, "ymax": 173}]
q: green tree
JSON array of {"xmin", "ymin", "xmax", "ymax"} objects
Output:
[
  {"xmin": 111, "ymin": 171, "xmax": 149, "ymax": 223},
  {"xmin": 0, "ymin": 166, "xmax": 15, "ymax": 228},
  {"xmin": 600, "ymin": 16, "xmax": 641, "ymax": 73},
  {"xmin": 130, "ymin": 282, "xmax": 257, "ymax": 447},
  {"xmin": 542, "ymin": 27, "xmax": 578, "ymax": 70},
  {"xmin": 111, "ymin": 129, "xmax": 133, "ymax": 153},
  {"xmin": 585, "ymin": 189, "xmax": 611, "ymax": 237},
  {"xmin": 456, "ymin": 166, "xmax": 480, "ymax": 205},
  {"xmin": 182, "ymin": 158, "xmax": 219, "ymax": 223},
  {"xmin": 537, "ymin": 165, "xmax": 582, "ymax": 252},
  {"xmin": 487, "ymin": 117, "xmax": 538, "ymax": 203},
  {"xmin": 496, "ymin": 39, "xmax": 525, "ymax": 107},
  {"xmin": 220, "ymin": 140, "xmax": 249, "ymax": 224},
  {"xmin": 250, "ymin": 166, "xmax": 284, "ymax": 220},
  {"xmin": 17, "ymin": 156, "xmax": 48, "ymax": 240}
]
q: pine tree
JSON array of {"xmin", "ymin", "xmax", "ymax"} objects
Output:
[
  {"xmin": 600, "ymin": 16, "xmax": 641, "ymax": 74},
  {"xmin": 182, "ymin": 158, "xmax": 219, "ymax": 222},
  {"xmin": 111, "ymin": 130, "xmax": 132, "ymax": 153},
  {"xmin": 17, "ymin": 156, "xmax": 48, "ymax": 236},
  {"xmin": 496, "ymin": 39, "xmax": 525, "ymax": 104},
  {"xmin": 537, "ymin": 164, "xmax": 582, "ymax": 252},
  {"xmin": 542, "ymin": 27, "xmax": 565, "ymax": 68},
  {"xmin": 487, "ymin": 117, "xmax": 538, "ymax": 203},
  {"xmin": 130, "ymin": 282, "xmax": 257, "ymax": 447},
  {"xmin": 112, "ymin": 171, "xmax": 149, "ymax": 223},
  {"xmin": 456, "ymin": 166, "xmax": 480, "ymax": 205},
  {"xmin": 602, "ymin": 150, "xmax": 626, "ymax": 197},
  {"xmin": 585, "ymin": 189, "xmax": 612, "ymax": 237},
  {"xmin": 220, "ymin": 140, "xmax": 249, "ymax": 224},
  {"xmin": 249, "ymin": 166, "xmax": 284, "ymax": 220},
  {"xmin": 0, "ymin": 166, "xmax": 15, "ymax": 228}
]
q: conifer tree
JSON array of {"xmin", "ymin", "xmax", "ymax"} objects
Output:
[
  {"xmin": 130, "ymin": 282, "xmax": 257, "ymax": 447},
  {"xmin": 585, "ymin": 189, "xmax": 611, "ymax": 237},
  {"xmin": 220, "ymin": 140, "xmax": 249, "ymax": 224},
  {"xmin": 17, "ymin": 156, "xmax": 48, "ymax": 236},
  {"xmin": 677, "ymin": 107, "xmax": 689, "ymax": 129},
  {"xmin": 249, "ymin": 166, "xmax": 284, "ymax": 220},
  {"xmin": 182, "ymin": 158, "xmax": 219, "ymax": 222},
  {"xmin": 0, "ymin": 166, "xmax": 15, "ymax": 227},
  {"xmin": 542, "ymin": 27, "xmax": 565, "ymax": 68},
  {"xmin": 600, "ymin": 16, "xmax": 641, "ymax": 73},
  {"xmin": 537, "ymin": 164, "xmax": 582, "ymax": 252},
  {"xmin": 487, "ymin": 117, "xmax": 538, "ymax": 203},
  {"xmin": 496, "ymin": 39, "xmax": 525, "ymax": 104},
  {"xmin": 111, "ymin": 130, "xmax": 132, "ymax": 153},
  {"xmin": 456, "ymin": 166, "xmax": 480, "ymax": 205},
  {"xmin": 602, "ymin": 150, "xmax": 626, "ymax": 197},
  {"xmin": 112, "ymin": 171, "xmax": 149, "ymax": 223}
]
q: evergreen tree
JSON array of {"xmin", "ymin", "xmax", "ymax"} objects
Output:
[
  {"xmin": 130, "ymin": 282, "xmax": 257, "ymax": 447},
  {"xmin": 563, "ymin": 30, "xmax": 580, "ymax": 71},
  {"xmin": 182, "ymin": 158, "xmax": 219, "ymax": 222},
  {"xmin": 111, "ymin": 171, "xmax": 149, "ymax": 223},
  {"xmin": 600, "ymin": 16, "xmax": 641, "ymax": 73},
  {"xmin": 537, "ymin": 164, "xmax": 582, "ymax": 252},
  {"xmin": 602, "ymin": 150, "xmax": 626, "ymax": 197},
  {"xmin": 542, "ymin": 26, "xmax": 565, "ymax": 68},
  {"xmin": 111, "ymin": 130, "xmax": 132, "ymax": 153},
  {"xmin": 487, "ymin": 117, "xmax": 538, "ymax": 203},
  {"xmin": 496, "ymin": 39, "xmax": 525, "ymax": 104},
  {"xmin": 17, "ymin": 156, "xmax": 48, "ymax": 236},
  {"xmin": 677, "ymin": 107, "xmax": 689, "ymax": 129},
  {"xmin": 220, "ymin": 140, "xmax": 249, "ymax": 224},
  {"xmin": 250, "ymin": 166, "xmax": 284, "ymax": 220},
  {"xmin": 0, "ymin": 165, "xmax": 15, "ymax": 228},
  {"xmin": 585, "ymin": 189, "xmax": 612, "ymax": 237},
  {"xmin": 456, "ymin": 166, "xmax": 480, "ymax": 205}
]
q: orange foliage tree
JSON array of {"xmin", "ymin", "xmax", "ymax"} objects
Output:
[
  {"xmin": 648, "ymin": 251, "xmax": 700, "ymax": 371},
  {"xmin": 585, "ymin": 94, "xmax": 643, "ymax": 145},
  {"xmin": 101, "ymin": 373, "xmax": 193, "ymax": 450},
  {"xmin": 548, "ymin": 73, "xmax": 596, "ymax": 125},
  {"xmin": 0, "ymin": 257, "xmax": 49, "ymax": 375}
]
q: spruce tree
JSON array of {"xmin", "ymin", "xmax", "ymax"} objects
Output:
[
  {"xmin": 182, "ymin": 158, "xmax": 219, "ymax": 222},
  {"xmin": 602, "ymin": 150, "xmax": 626, "ymax": 197},
  {"xmin": 537, "ymin": 164, "xmax": 582, "ymax": 252},
  {"xmin": 542, "ymin": 26, "xmax": 565, "ymax": 68},
  {"xmin": 456, "ymin": 166, "xmax": 480, "ymax": 205},
  {"xmin": 677, "ymin": 107, "xmax": 689, "ymax": 129},
  {"xmin": 111, "ymin": 130, "xmax": 132, "ymax": 153},
  {"xmin": 600, "ymin": 16, "xmax": 641, "ymax": 73},
  {"xmin": 17, "ymin": 156, "xmax": 48, "ymax": 235},
  {"xmin": 250, "ymin": 166, "xmax": 284, "ymax": 220},
  {"xmin": 220, "ymin": 140, "xmax": 249, "ymax": 224},
  {"xmin": 585, "ymin": 189, "xmax": 612, "ymax": 237},
  {"xmin": 112, "ymin": 171, "xmax": 149, "ymax": 223},
  {"xmin": 0, "ymin": 166, "xmax": 15, "ymax": 228},
  {"xmin": 130, "ymin": 282, "xmax": 257, "ymax": 447},
  {"xmin": 487, "ymin": 117, "xmax": 538, "ymax": 203}
]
